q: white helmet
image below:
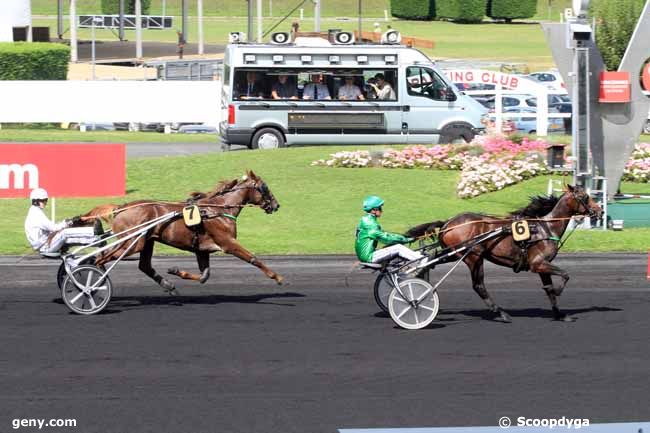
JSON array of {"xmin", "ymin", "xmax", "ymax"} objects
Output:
[{"xmin": 30, "ymin": 188, "xmax": 48, "ymax": 201}]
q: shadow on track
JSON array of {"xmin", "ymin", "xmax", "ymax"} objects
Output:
[
  {"xmin": 449, "ymin": 305, "xmax": 622, "ymax": 321},
  {"xmin": 53, "ymin": 292, "xmax": 305, "ymax": 314}
]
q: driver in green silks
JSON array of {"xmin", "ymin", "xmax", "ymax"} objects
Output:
[{"xmin": 355, "ymin": 196, "xmax": 424, "ymax": 264}]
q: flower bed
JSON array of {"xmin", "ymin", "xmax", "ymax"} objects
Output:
[
  {"xmin": 311, "ymin": 137, "xmax": 650, "ymax": 198},
  {"xmin": 622, "ymin": 143, "xmax": 650, "ymax": 183}
]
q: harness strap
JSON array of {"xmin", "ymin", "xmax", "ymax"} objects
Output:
[{"xmin": 222, "ymin": 213, "xmax": 238, "ymax": 221}]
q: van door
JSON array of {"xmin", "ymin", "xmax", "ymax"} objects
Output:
[{"xmin": 401, "ymin": 65, "xmax": 463, "ymax": 144}]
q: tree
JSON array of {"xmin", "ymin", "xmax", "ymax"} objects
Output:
[{"xmin": 590, "ymin": 0, "xmax": 646, "ymax": 71}]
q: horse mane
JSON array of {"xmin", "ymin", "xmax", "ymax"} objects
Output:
[
  {"xmin": 510, "ymin": 195, "xmax": 560, "ymax": 218},
  {"xmin": 188, "ymin": 179, "xmax": 239, "ymax": 200}
]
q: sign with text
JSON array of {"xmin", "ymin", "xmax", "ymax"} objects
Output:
[
  {"xmin": 0, "ymin": 143, "xmax": 125, "ymax": 198},
  {"xmin": 599, "ymin": 71, "xmax": 631, "ymax": 103}
]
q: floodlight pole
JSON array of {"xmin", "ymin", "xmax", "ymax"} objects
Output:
[
  {"xmin": 119, "ymin": 0, "xmax": 125, "ymax": 41},
  {"xmin": 135, "ymin": 0, "xmax": 142, "ymax": 59},
  {"xmin": 198, "ymin": 0, "xmax": 204, "ymax": 54},
  {"xmin": 182, "ymin": 0, "xmax": 188, "ymax": 43},
  {"xmin": 248, "ymin": 0, "xmax": 253, "ymax": 42},
  {"xmin": 314, "ymin": 0, "xmax": 320, "ymax": 32},
  {"xmin": 57, "ymin": 0, "xmax": 64, "ymax": 39},
  {"xmin": 69, "ymin": 0, "xmax": 78, "ymax": 62},
  {"xmin": 358, "ymin": 0, "xmax": 362, "ymax": 40},
  {"xmin": 257, "ymin": 0, "xmax": 263, "ymax": 41}
]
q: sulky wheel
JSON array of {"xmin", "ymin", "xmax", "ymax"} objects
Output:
[
  {"xmin": 61, "ymin": 264, "xmax": 112, "ymax": 315},
  {"xmin": 57, "ymin": 257, "xmax": 97, "ymax": 290},
  {"xmin": 373, "ymin": 273, "xmax": 393, "ymax": 313},
  {"xmin": 388, "ymin": 278, "xmax": 439, "ymax": 330}
]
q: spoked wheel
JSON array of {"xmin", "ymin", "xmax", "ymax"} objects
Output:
[
  {"xmin": 57, "ymin": 257, "xmax": 97, "ymax": 290},
  {"xmin": 373, "ymin": 273, "xmax": 392, "ymax": 313},
  {"xmin": 388, "ymin": 278, "xmax": 439, "ymax": 330},
  {"xmin": 61, "ymin": 265, "xmax": 112, "ymax": 315}
]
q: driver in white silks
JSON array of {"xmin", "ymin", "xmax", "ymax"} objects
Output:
[{"xmin": 24, "ymin": 188, "xmax": 98, "ymax": 255}]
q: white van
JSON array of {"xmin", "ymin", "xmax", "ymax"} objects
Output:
[{"xmin": 220, "ymin": 32, "xmax": 488, "ymax": 149}]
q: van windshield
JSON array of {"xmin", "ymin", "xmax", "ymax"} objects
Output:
[{"xmin": 232, "ymin": 68, "xmax": 398, "ymax": 101}]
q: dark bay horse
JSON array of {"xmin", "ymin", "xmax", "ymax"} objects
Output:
[
  {"xmin": 84, "ymin": 170, "xmax": 283, "ymax": 294},
  {"xmin": 405, "ymin": 185, "xmax": 602, "ymax": 322}
]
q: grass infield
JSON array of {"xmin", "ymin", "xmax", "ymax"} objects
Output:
[{"xmin": 1, "ymin": 145, "xmax": 649, "ymax": 256}]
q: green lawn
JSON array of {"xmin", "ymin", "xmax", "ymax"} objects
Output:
[
  {"xmin": 2, "ymin": 145, "xmax": 649, "ymax": 256},
  {"xmin": 32, "ymin": 0, "xmax": 568, "ymax": 19},
  {"xmin": 34, "ymin": 16, "xmax": 555, "ymax": 70},
  {"xmin": 0, "ymin": 128, "xmax": 217, "ymax": 143}
]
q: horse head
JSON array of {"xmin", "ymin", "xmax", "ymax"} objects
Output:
[
  {"xmin": 240, "ymin": 170, "xmax": 280, "ymax": 214},
  {"xmin": 564, "ymin": 184, "xmax": 602, "ymax": 219}
]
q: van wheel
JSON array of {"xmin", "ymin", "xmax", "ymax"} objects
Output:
[
  {"xmin": 251, "ymin": 128, "xmax": 285, "ymax": 150},
  {"xmin": 439, "ymin": 124, "xmax": 474, "ymax": 144}
]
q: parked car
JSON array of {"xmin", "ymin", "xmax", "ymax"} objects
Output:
[
  {"xmin": 495, "ymin": 106, "xmax": 565, "ymax": 134},
  {"xmin": 526, "ymin": 70, "xmax": 566, "ymax": 91},
  {"xmin": 178, "ymin": 124, "xmax": 218, "ymax": 134}
]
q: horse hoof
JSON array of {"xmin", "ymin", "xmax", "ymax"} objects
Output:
[
  {"xmin": 275, "ymin": 275, "xmax": 284, "ymax": 285},
  {"xmin": 167, "ymin": 267, "xmax": 180, "ymax": 275},
  {"xmin": 494, "ymin": 311, "xmax": 512, "ymax": 323},
  {"xmin": 167, "ymin": 289, "xmax": 180, "ymax": 297}
]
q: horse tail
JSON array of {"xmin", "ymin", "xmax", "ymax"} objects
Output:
[
  {"xmin": 83, "ymin": 204, "xmax": 120, "ymax": 223},
  {"xmin": 404, "ymin": 220, "xmax": 447, "ymax": 238}
]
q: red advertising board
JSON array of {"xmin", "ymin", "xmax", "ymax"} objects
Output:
[
  {"xmin": 599, "ymin": 71, "xmax": 631, "ymax": 103},
  {"xmin": 0, "ymin": 143, "xmax": 125, "ymax": 198}
]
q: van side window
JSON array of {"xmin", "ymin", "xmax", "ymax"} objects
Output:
[
  {"xmin": 233, "ymin": 70, "xmax": 266, "ymax": 99},
  {"xmin": 406, "ymin": 66, "xmax": 451, "ymax": 101}
]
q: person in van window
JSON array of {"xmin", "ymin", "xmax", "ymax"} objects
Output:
[
  {"xmin": 338, "ymin": 76, "xmax": 365, "ymax": 100},
  {"xmin": 303, "ymin": 74, "xmax": 331, "ymax": 100},
  {"xmin": 369, "ymin": 73, "xmax": 395, "ymax": 100},
  {"xmin": 271, "ymin": 74, "xmax": 298, "ymax": 99},
  {"xmin": 235, "ymin": 71, "xmax": 264, "ymax": 99}
]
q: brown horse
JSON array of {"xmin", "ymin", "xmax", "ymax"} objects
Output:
[
  {"xmin": 84, "ymin": 170, "xmax": 283, "ymax": 294},
  {"xmin": 405, "ymin": 185, "xmax": 602, "ymax": 322}
]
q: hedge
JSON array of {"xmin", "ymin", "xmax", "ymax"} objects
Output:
[
  {"xmin": 391, "ymin": 0, "xmax": 436, "ymax": 20},
  {"xmin": 487, "ymin": 0, "xmax": 537, "ymax": 22},
  {"xmin": 101, "ymin": 0, "xmax": 151, "ymax": 15},
  {"xmin": 0, "ymin": 43, "xmax": 69, "ymax": 80},
  {"xmin": 436, "ymin": 0, "xmax": 486, "ymax": 23}
]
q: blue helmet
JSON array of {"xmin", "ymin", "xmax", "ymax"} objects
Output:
[{"xmin": 363, "ymin": 196, "xmax": 384, "ymax": 212}]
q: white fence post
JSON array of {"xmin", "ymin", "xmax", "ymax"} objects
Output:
[{"xmin": 537, "ymin": 87, "xmax": 549, "ymax": 136}]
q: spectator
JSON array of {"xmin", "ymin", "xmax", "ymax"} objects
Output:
[
  {"xmin": 338, "ymin": 76, "xmax": 365, "ymax": 100},
  {"xmin": 271, "ymin": 74, "xmax": 298, "ymax": 99},
  {"xmin": 368, "ymin": 73, "xmax": 395, "ymax": 100},
  {"xmin": 235, "ymin": 71, "xmax": 264, "ymax": 99},
  {"xmin": 303, "ymin": 74, "xmax": 331, "ymax": 100}
]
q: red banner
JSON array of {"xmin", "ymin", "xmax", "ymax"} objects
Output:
[
  {"xmin": 0, "ymin": 143, "xmax": 125, "ymax": 198},
  {"xmin": 599, "ymin": 71, "xmax": 631, "ymax": 103}
]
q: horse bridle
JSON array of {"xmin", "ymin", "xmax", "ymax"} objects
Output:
[
  {"xmin": 214, "ymin": 180, "xmax": 275, "ymax": 211},
  {"xmin": 571, "ymin": 189, "xmax": 597, "ymax": 218}
]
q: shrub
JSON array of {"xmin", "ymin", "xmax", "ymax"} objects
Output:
[
  {"xmin": 101, "ymin": 0, "xmax": 151, "ymax": 15},
  {"xmin": 391, "ymin": 0, "xmax": 436, "ymax": 20},
  {"xmin": 487, "ymin": 0, "xmax": 537, "ymax": 22},
  {"xmin": 436, "ymin": 0, "xmax": 486, "ymax": 23},
  {"xmin": 0, "ymin": 42, "xmax": 69, "ymax": 80},
  {"xmin": 590, "ymin": 0, "xmax": 645, "ymax": 71}
]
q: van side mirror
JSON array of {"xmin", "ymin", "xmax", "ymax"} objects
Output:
[{"xmin": 445, "ymin": 89, "xmax": 457, "ymax": 102}]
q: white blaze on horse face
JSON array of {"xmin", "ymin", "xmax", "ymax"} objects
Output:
[{"xmin": 241, "ymin": 175, "xmax": 248, "ymax": 181}]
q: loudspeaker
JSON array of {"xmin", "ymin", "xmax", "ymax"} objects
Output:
[
  {"xmin": 229, "ymin": 32, "xmax": 246, "ymax": 43},
  {"xmin": 332, "ymin": 31, "xmax": 355, "ymax": 45},
  {"xmin": 270, "ymin": 32, "xmax": 291, "ymax": 44},
  {"xmin": 381, "ymin": 30, "xmax": 401, "ymax": 44}
]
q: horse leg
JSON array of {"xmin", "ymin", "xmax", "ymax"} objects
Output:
[
  {"xmin": 219, "ymin": 238, "xmax": 283, "ymax": 285},
  {"xmin": 530, "ymin": 260, "xmax": 569, "ymax": 296},
  {"xmin": 138, "ymin": 239, "xmax": 178, "ymax": 295},
  {"xmin": 167, "ymin": 251, "xmax": 211, "ymax": 284},
  {"xmin": 466, "ymin": 255, "xmax": 512, "ymax": 323},
  {"xmin": 539, "ymin": 272, "xmax": 575, "ymax": 322}
]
